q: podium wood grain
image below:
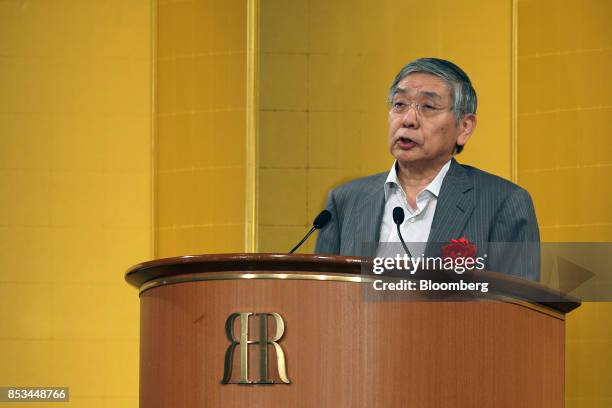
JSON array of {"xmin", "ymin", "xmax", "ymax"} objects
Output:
[{"xmin": 139, "ymin": 276, "xmax": 564, "ymax": 408}]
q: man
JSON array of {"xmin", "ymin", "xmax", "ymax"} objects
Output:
[{"xmin": 315, "ymin": 58, "xmax": 540, "ymax": 281}]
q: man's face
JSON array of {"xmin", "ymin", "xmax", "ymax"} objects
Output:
[{"xmin": 387, "ymin": 72, "xmax": 474, "ymax": 168}]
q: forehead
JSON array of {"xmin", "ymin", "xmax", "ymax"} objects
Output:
[{"xmin": 394, "ymin": 72, "xmax": 452, "ymax": 99}]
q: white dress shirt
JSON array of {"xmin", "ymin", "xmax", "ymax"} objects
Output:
[{"xmin": 377, "ymin": 159, "xmax": 451, "ymax": 258}]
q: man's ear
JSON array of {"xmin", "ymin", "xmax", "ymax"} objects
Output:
[{"xmin": 457, "ymin": 113, "xmax": 477, "ymax": 147}]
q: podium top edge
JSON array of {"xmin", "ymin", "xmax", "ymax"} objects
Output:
[
  {"xmin": 125, "ymin": 253, "xmax": 364, "ymax": 284},
  {"xmin": 124, "ymin": 253, "xmax": 580, "ymax": 314}
]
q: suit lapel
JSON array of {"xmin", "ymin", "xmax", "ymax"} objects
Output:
[
  {"xmin": 351, "ymin": 178, "xmax": 385, "ymax": 256},
  {"xmin": 426, "ymin": 159, "xmax": 474, "ymax": 255}
]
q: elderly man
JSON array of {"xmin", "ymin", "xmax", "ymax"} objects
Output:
[{"xmin": 315, "ymin": 58, "xmax": 540, "ymax": 280}]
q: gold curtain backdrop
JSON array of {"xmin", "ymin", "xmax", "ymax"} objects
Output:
[{"xmin": 0, "ymin": 1, "xmax": 153, "ymax": 407}]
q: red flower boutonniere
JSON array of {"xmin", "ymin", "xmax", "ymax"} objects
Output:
[{"xmin": 442, "ymin": 237, "xmax": 477, "ymax": 261}]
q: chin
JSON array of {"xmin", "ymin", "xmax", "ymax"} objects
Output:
[{"xmin": 392, "ymin": 151, "xmax": 419, "ymax": 163}]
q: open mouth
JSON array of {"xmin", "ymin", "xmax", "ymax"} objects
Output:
[{"xmin": 397, "ymin": 136, "xmax": 417, "ymax": 149}]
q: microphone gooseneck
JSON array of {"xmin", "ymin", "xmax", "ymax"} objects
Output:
[
  {"xmin": 392, "ymin": 206, "xmax": 412, "ymax": 257},
  {"xmin": 289, "ymin": 210, "xmax": 332, "ymax": 254}
]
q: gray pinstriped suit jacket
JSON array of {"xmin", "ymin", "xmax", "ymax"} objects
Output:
[{"xmin": 315, "ymin": 159, "xmax": 541, "ymax": 280}]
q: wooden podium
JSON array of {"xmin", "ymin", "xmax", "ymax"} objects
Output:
[{"xmin": 126, "ymin": 253, "xmax": 579, "ymax": 408}]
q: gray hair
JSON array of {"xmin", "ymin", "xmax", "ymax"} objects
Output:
[{"xmin": 387, "ymin": 58, "xmax": 477, "ymax": 153}]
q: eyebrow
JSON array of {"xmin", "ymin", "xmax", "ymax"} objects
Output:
[{"xmin": 393, "ymin": 87, "xmax": 442, "ymax": 101}]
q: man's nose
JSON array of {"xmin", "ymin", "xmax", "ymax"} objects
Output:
[{"xmin": 401, "ymin": 106, "xmax": 419, "ymax": 128}]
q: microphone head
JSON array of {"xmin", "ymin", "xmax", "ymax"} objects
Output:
[
  {"xmin": 313, "ymin": 210, "xmax": 332, "ymax": 229},
  {"xmin": 392, "ymin": 206, "xmax": 405, "ymax": 225}
]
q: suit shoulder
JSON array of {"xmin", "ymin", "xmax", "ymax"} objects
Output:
[
  {"xmin": 331, "ymin": 172, "xmax": 387, "ymax": 197},
  {"xmin": 460, "ymin": 164, "xmax": 528, "ymax": 195}
]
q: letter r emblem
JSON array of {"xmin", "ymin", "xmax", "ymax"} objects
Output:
[{"xmin": 222, "ymin": 312, "xmax": 290, "ymax": 384}]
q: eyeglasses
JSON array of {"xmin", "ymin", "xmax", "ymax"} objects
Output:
[{"xmin": 390, "ymin": 100, "xmax": 448, "ymax": 118}]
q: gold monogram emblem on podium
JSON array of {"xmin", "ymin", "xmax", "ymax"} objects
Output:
[{"xmin": 222, "ymin": 312, "xmax": 290, "ymax": 384}]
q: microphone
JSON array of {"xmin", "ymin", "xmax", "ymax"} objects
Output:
[
  {"xmin": 392, "ymin": 206, "xmax": 412, "ymax": 257},
  {"xmin": 289, "ymin": 210, "xmax": 332, "ymax": 254}
]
